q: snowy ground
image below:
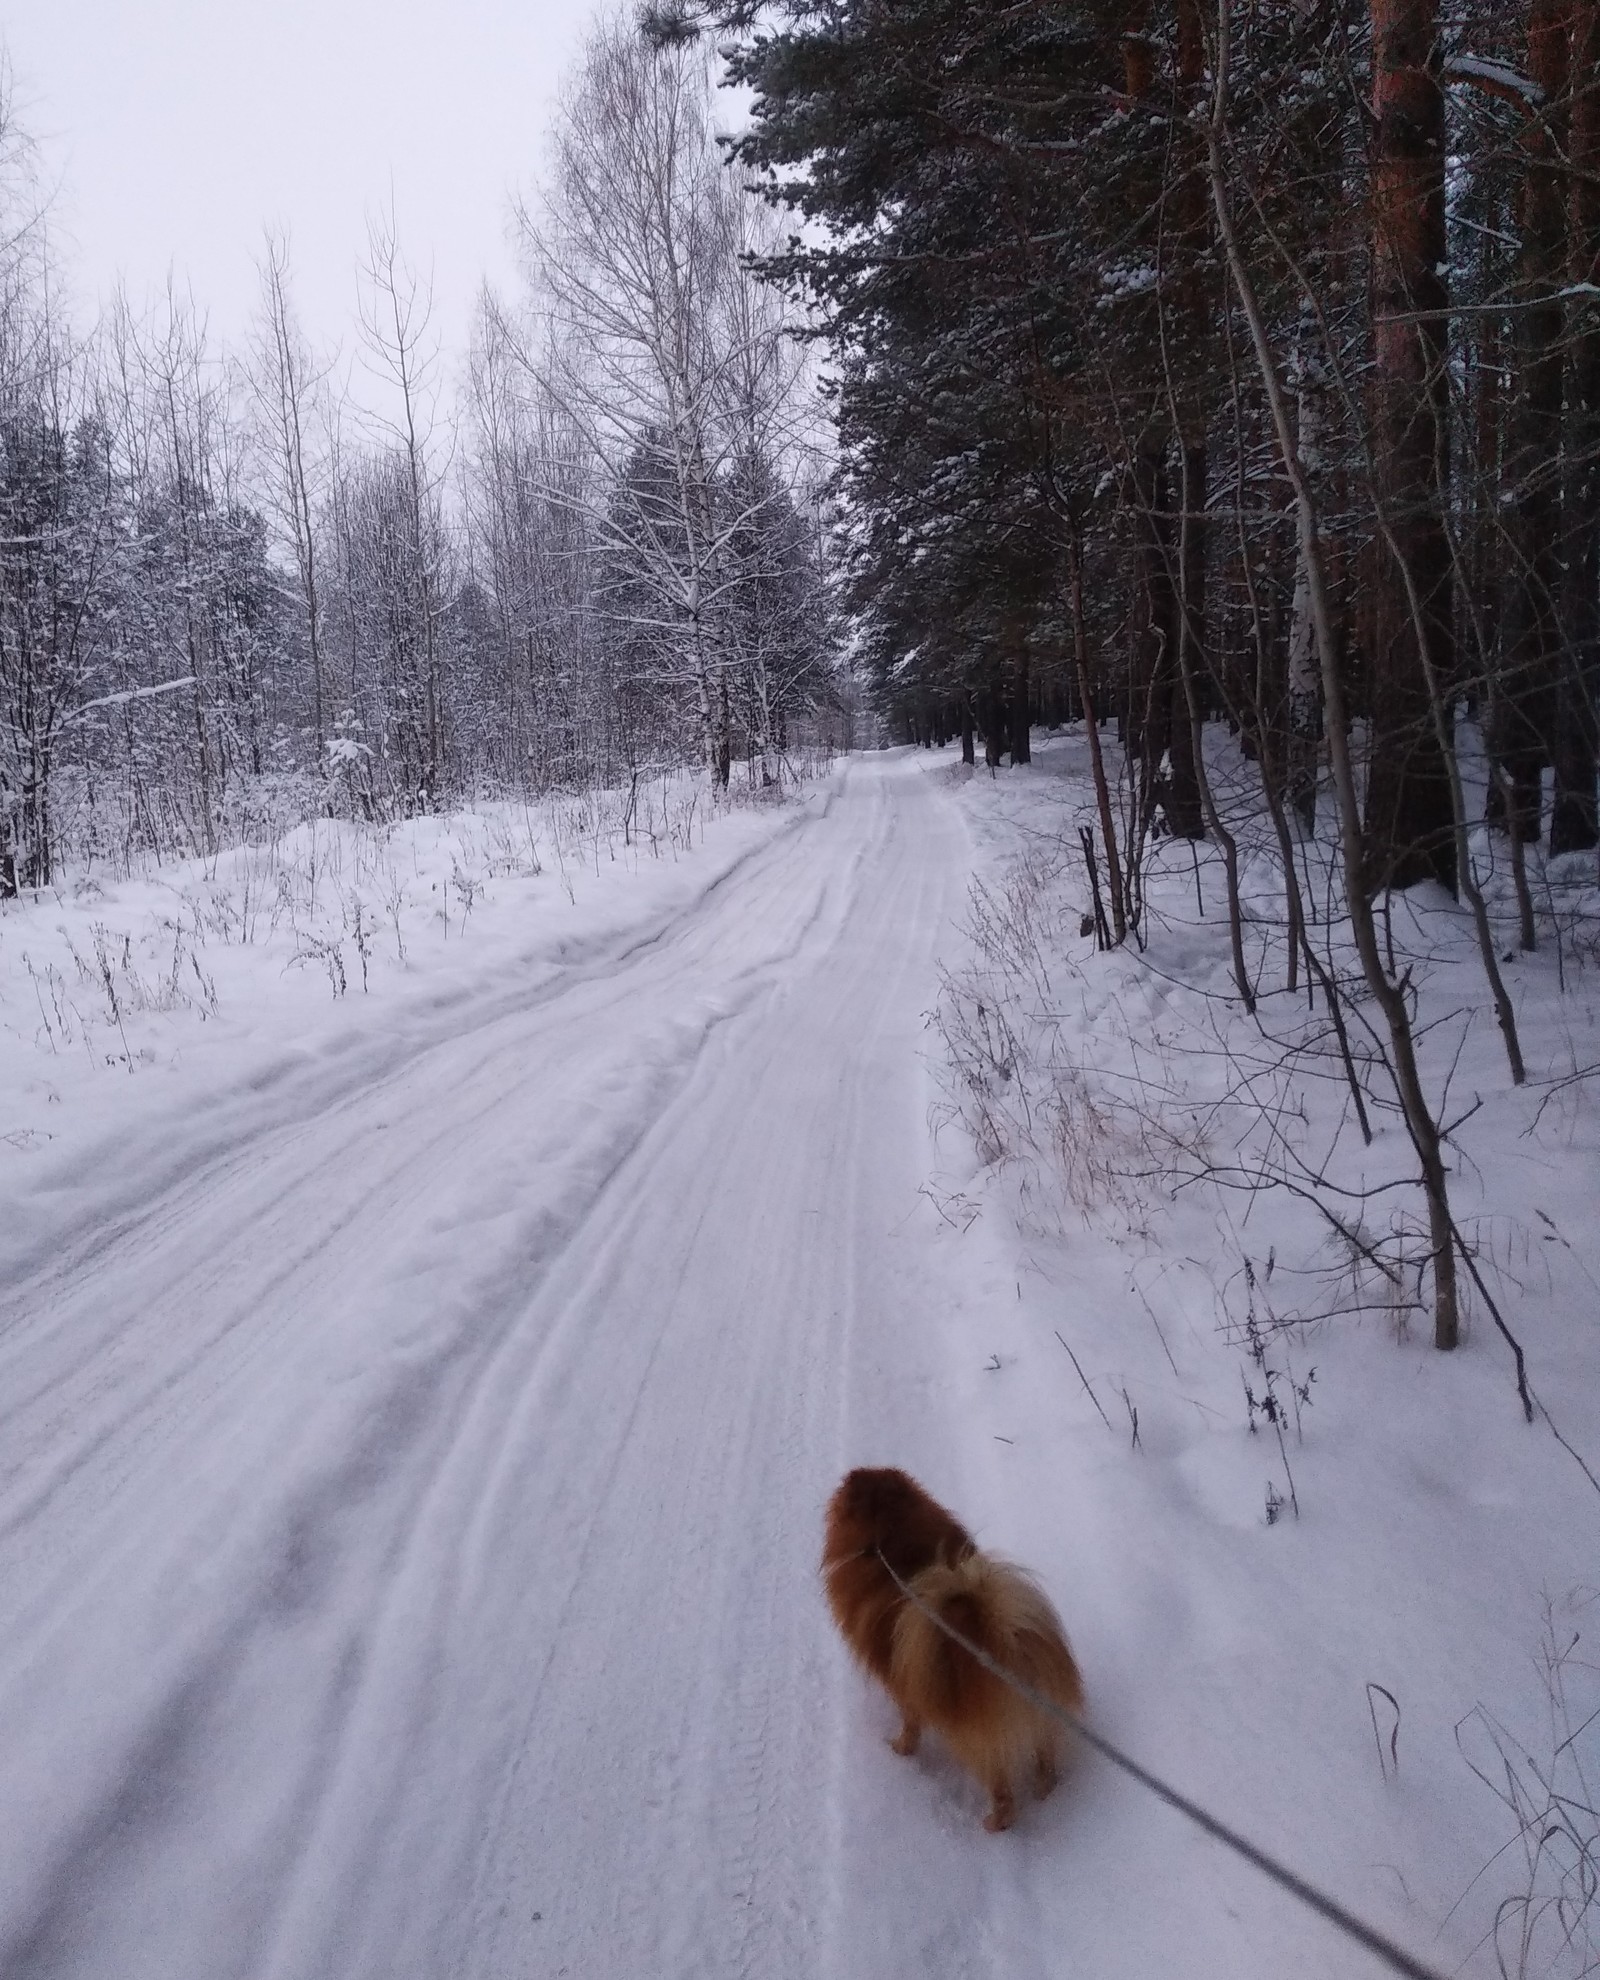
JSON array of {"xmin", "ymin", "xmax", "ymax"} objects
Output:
[
  {"xmin": 0, "ymin": 746, "xmax": 1596, "ymax": 1978},
  {"xmin": 928, "ymin": 733, "xmax": 1600, "ymax": 1980}
]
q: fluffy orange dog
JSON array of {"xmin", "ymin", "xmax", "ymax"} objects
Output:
[{"xmin": 822, "ymin": 1466, "xmax": 1084, "ymax": 1831}]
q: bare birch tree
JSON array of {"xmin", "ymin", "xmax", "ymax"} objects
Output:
[
  {"xmin": 513, "ymin": 20, "xmax": 825, "ymax": 788},
  {"xmin": 251, "ymin": 229, "xmax": 330, "ymax": 759},
  {"xmin": 357, "ymin": 205, "xmax": 450, "ymax": 806}
]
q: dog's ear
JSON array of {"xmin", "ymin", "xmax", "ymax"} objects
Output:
[
  {"xmin": 831, "ymin": 1468, "xmax": 880, "ymax": 1539},
  {"xmin": 826, "ymin": 1473, "xmax": 864, "ymax": 1545},
  {"xmin": 843, "ymin": 1466, "xmax": 911, "ymax": 1536}
]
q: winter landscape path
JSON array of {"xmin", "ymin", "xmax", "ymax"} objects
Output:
[
  {"xmin": 0, "ymin": 754, "xmax": 1046, "ymax": 1980},
  {"xmin": 6, "ymin": 748, "xmax": 1559, "ymax": 1980}
]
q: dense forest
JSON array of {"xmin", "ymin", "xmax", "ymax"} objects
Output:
[
  {"xmin": 0, "ymin": 27, "xmax": 841, "ymax": 898},
  {"xmin": 664, "ymin": 0, "xmax": 1599, "ymax": 1351},
  {"xmin": 703, "ymin": 0, "xmax": 1597, "ymax": 895}
]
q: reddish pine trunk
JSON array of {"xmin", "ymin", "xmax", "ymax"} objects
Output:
[{"xmin": 1366, "ymin": 0, "xmax": 1457, "ymax": 893}]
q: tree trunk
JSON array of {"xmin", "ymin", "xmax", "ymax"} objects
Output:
[
  {"xmin": 1555, "ymin": 0, "xmax": 1600, "ymax": 851},
  {"xmin": 980, "ymin": 678, "xmax": 1004, "ymax": 766},
  {"xmin": 1286, "ymin": 307, "xmax": 1326, "ymax": 832},
  {"xmin": 1468, "ymin": 263, "xmax": 1505, "ymax": 716},
  {"xmin": 1009, "ymin": 631, "xmax": 1032, "ymax": 764},
  {"xmin": 1068, "ymin": 529, "xmax": 1128, "ymax": 943},
  {"xmin": 1491, "ymin": 0, "xmax": 1570, "ymax": 845},
  {"xmin": 716, "ymin": 664, "xmax": 732, "ymax": 788},
  {"xmin": 1166, "ymin": 440, "xmax": 1206, "ymax": 838},
  {"xmin": 1131, "ymin": 438, "xmax": 1188, "ymax": 830},
  {"xmin": 1366, "ymin": 0, "xmax": 1457, "ymax": 894},
  {"xmin": 1168, "ymin": 0, "xmax": 1210, "ymax": 843}
]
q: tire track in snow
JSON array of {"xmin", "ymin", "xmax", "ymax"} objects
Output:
[
  {"xmin": 259, "ymin": 794, "xmax": 895, "ymax": 1980},
  {"xmin": 0, "ymin": 790, "xmax": 858, "ymax": 1974},
  {"xmin": 0, "ymin": 758, "xmax": 992, "ymax": 1980},
  {"xmin": 0, "ymin": 776, "xmax": 838, "ymax": 1312},
  {"xmin": 0, "ymin": 795, "xmax": 851, "ymax": 1579}
]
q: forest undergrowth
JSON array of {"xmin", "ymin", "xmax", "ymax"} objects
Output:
[
  {"xmin": 937, "ymin": 725, "xmax": 1599, "ymax": 1325},
  {"xmin": 931, "ymin": 728, "xmax": 1600, "ymax": 1978},
  {"xmin": 0, "ymin": 752, "xmax": 821, "ymax": 1135}
]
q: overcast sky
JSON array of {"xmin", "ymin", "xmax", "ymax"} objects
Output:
[{"xmin": 7, "ymin": 0, "xmax": 596, "ymax": 375}]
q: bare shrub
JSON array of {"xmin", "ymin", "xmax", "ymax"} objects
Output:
[
  {"xmin": 1457, "ymin": 1593, "xmax": 1600, "ymax": 1980},
  {"xmin": 61, "ymin": 922, "xmax": 215, "ymax": 1023},
  {"xmin": 932, "ymin": 851, "xmax": 1132, "ymax": 1218},
  {"xmin": 289, "ymin": 934, "xmax": 347, "ymax": 999}
]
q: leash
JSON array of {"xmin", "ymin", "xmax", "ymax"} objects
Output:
[{"xmin": 873, "ymin": 1548, "xmax": 1448, "ymax": 1980}]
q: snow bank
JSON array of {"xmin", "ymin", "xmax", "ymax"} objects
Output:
[
  {"xmin": 920, "ymin": 730, "xmax": 1600, "ymax": 1979},
  {"xmin": 0, "ymin": 771, "xmax": 814, "ymax": 1287}
]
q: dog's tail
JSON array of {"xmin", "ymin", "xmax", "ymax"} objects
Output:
[{"xmin": 890, "ymin": 1550, "xmax": 1083, "ymax": 1733}]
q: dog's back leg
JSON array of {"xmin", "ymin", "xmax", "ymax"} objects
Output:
[
  {"xmin": 1033, "ymin": 1736, "xmax": 1059, "ymax": 1800},
  {"xmin": 983, "ymin": 1774, "xmax": 1017, "ymax": 1832}
]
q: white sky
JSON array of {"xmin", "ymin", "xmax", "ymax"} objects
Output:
[{"xmin": 6, "ymin": 0, "xmax": 596, "ymax": 376}]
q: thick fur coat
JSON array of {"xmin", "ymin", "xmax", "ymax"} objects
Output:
[{"xmin": 822, "ymin": 1466, "xmax": 1084, "ymax": 1831}]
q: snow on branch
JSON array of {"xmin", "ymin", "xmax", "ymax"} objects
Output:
[
  {"xmin": 1445, "ymin": 54, "xmax": 1543, "ymax": 109},
  {"xmin": 60, "ymin": 677, "xmax": 197, "ymax": 730}
]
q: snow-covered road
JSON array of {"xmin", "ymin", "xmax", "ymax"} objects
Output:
[
  {"xmin": 13, "ymin": 745, "xmax": 1562, "ymax": 1980},
  {"xmin": 2, "ymin": 754, "xmax": 1034, "ymax": 1980}
]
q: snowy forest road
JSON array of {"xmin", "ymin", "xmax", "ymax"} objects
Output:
[{"xmin": 0, "ymin": 754, "xmax": 1040, "ymax": 1980}]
